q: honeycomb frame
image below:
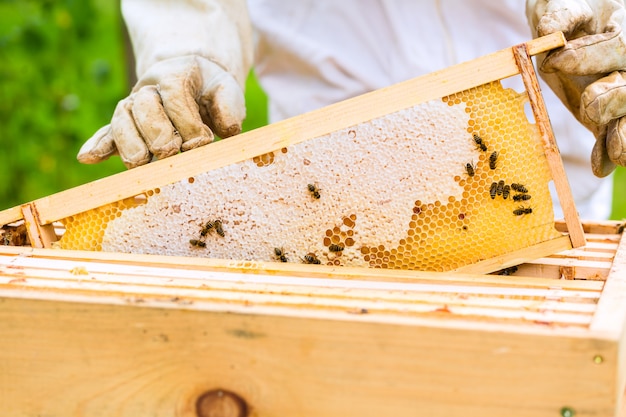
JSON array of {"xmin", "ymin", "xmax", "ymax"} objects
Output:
[
  {"xmin": 55, "ymin": 80, "xmax": 563, "ymax": 271},
  {"xmin": 0, "ymin": 34, "xmax": 583, "ymax": 274}
]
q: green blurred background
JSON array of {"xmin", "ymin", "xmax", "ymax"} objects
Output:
[{"xmin": 0, "ymin": 0, "xmax": 624, "ymax": 219}]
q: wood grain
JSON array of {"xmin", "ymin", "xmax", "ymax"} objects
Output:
[
  {"xmin": 512, "ymin": 44, "xmax": 585, "ymax": 248},
  {"xmin": 0, "ymin": 295, "xmax": 616, "ymax": 417}
]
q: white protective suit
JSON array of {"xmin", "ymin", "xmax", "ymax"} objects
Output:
[
  {"xmin": 80, "ymin": 0, "xmax": 618, "ymax": 220},
  {"xmin": 247, "ymin": 0, "xmax": 613, "ymax": 220}
]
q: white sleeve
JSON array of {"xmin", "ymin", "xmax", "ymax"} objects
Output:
[{"xmin": 123, "ymin": 0, "xmax": 253, "ymax": 88}]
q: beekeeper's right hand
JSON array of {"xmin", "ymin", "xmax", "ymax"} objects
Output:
[
  {"xmin": 527, "ymin": 0, "xmax": 626, "ymax": 177},
  {"xmin": 77, "ymin": 0, "xmax": 253, "ymax": 169}
]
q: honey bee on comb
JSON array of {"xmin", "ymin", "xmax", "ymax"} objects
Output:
[
  {"xmin": 513, "ymin": 206, "xmax": 533, "ymax": 216},
  {"xmin": 502, "ymin": 184, "xmax": 510, "ymax": 200},
  {"xmin": 489, "ymin": 151, "xmax": 499, "ymax": 170},
  {"xmin": 200, "ymin": 220, "xmax": 215, "ymax": 237},
  {"xmin": 301, "ymin": 253, "xmax": 321, "ymax": 264},
  {"xmin": 274, "ymin": 247, "xmax": 288, "ymax": 262},
  {"xmin": 489, "ymin": 182, "xmax": 497, "ymax": 200},
  {"xmin": 329, "ymin": 243, "xmax": 344, "ymax": 252},
  {"xmin": 307, "ymin": 183, "xmax": 321, "ymax": 199},
  {"xmin": 472, "ymin": 133, "xmax": 488, "ymax": 152},
  {"xmin": 214, "ymin": 219, "xmax": 225, "ymax": 237},
  {"xmin": 511, "ymin": 183, "xmax": 528, "ymax": 193},
  {"xmin": 513, "ymin": 194, "xmax": 531, "ymax": 201},
  {"xmin": 189, "ymin": 239, "xmax": 206, "ymax": 248},
  {"xmin": 496, "ymin": 180, "xmax": 505, "ymax": 196},
  {"xmin": 465, "ymin": 162, "xmax": 476, "ymax": 177}
]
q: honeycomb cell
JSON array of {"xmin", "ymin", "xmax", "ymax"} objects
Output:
[
  {"xmin": 57, "ymin": 196, "xmax": 146, "ymax": 251},
  {"xmin": 253, "ymin": 152, "xmax": 275, "ymax": 167}
]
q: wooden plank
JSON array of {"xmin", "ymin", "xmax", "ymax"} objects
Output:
[
  {"xmin": 514, "ymin": 263, "xmax": 562, "ymax": 280},
  {"xmin": 454, "ymin": 235, "xmax": 572, "ymax": 274},
  {"xmin": 591, "ymin": 232, "xmax": 626, "ymax": 416},
  {"xmin": 522, "ymin": 257, "xmax": 612, "ymax": 281},
  {"xmin": 0, "ymin": 205, "xmax": 23, "ymax": 226},
  {"xmin": 0, "ymin": 254, "xmax": 602, "ymax": 305},
  {"xmin": 0, "ymin": 295, "xmax": 616, "ymax": 417},
  {"xmin": 512, "ymin": 44, "xmax": 585, "ymax": 248},
  {"xmin": 517, "ymin": 264, "xmax": 608, "ymax": 281},
  {"xmin": 20, "ymin": 204, "xmax": 57, "ymax": 249},
  {"xmin": 0, "ymin": 279, "xmax": 597, "ymax": 326},
  {"xmin": 550, "ymin": 249, "xmax": 615, "ymax": 261},
  {"xmin": 555, "ymin": 219, "xmax": 625, "ymax": 235},
  {"xmin": 0, "ymin": 34, "xmax": 566, "ymax": 227},
  {"xmin": 583, "ymin": 241, "xmax": 620, "ymax": 252},
  {"xmin": 578, "ymin": 234, "xmax": 622, "ymax": 243},
  {"xmin": 0, "ymin": 245, "xmax": 605, "ymax": 291}
]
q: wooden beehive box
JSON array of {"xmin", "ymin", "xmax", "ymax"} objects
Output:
[
  {"xmin": 1, "ymin": 33, "xmax": 625, "ymax": 416},
  {"xmin": 0, "ymin": 220, "xmax": 625, "ymax": 416}
]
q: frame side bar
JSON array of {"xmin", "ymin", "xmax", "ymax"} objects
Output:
[{"xmin": 512, "ymin": 43, "xmax": 586, "ymax": 248}]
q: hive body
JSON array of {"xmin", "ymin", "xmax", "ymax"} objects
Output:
[{"xmin": 58, "ymin": 81, "xmax": 560, "ymax": 272}]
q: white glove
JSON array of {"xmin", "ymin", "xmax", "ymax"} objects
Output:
[
  {"xmin": 527, "ymin": 0, "xmax": 626, "ymax": 177},
  {"xmin": 78, "ymin": 0, "xmax": 253, "ymax": 169}
]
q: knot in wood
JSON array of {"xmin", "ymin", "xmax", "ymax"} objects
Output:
[{"xmin": 196, "ymin": 389, "xmax": 248, "ymax": 417}]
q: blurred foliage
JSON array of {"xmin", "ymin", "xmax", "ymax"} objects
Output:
[
  {"xmin": 0, "ymin": 0, "xmax": 268, "ymax": 211},
  {"xmin": 0, "ymin": 0, "xmax": 128, "ymax": 210},
  {"xmin": 612, "ymin": 167, "xmax": 626, "ymax": 220}
]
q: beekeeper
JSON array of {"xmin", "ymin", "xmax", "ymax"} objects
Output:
[{"xmin": 77, "ymin": 0, "xmax": 624, "ymax": 220}]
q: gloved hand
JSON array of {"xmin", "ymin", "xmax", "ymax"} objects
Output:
[
  {"xmin": 527, "ymin": 0, "xmax": 626, "ymax": 177},
  {"xmin": 78, "ymin": 0, "xmax": 253, "ymax": 169}
]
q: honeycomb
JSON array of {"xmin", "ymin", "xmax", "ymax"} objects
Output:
[
  {"xmin": 58, "ymin": 196, "xmax": 148, "ymax": 251},
  {"xmin": 57, "ymin": 79, "xmax": 562, "ymax": 272}
]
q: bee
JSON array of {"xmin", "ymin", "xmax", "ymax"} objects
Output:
[
  {"xmin": 489, "ymin": 151, "xmax": 498, "ymax": 170},
  {"xmin": 473, "ymin": 133, "xmax": 488, "ymax": 152},
  {"xmin": 498, "ymin": 265, "xmax": 519, "ymax": 276},
  {"xmin": 214, "ymin": 219, "xmax": 225, "ymax": 237},
  {"xmin": 511, "ymin": 183, "xmax": 528, "ymax": 193},
  {"xmin": 274, "ymin": 247, "xmax": 288, "ymax": 262},
  {"xmin": 489, "ymin": 182, "xmax": 497, "ymax": 199},
  {"xmin": 513, "ymin": 206, "xmax": 533, "ymax": 216},
  {"xmin": 307, "ymin": 183, "xmax": 321, "ymax": 199},
  {"xmin": 189, "ymin": 239, "xmax": 207, "ymax": 248},
  {"xmin": 465, "ymin": 162, "xmax": 476, "ymax": 177},
  {"xmin": 2, "ymin": 231, "xmax": 12, "ymax": 246},
  {"xmin": 502, "ymin": 184, "xmax": 510, "ymax": 200},
  {"xmin": 496, "ymin": 180, "xmax": 505, "ymax": 196},
  {"xmin": 301, "ymin": 253, "xmax": 321, "ymax": 264},
  {"xmin": 513, "ymin": 194, "xmax": 531, "ymax": 201},
  {"xmin": 329, "ymin": 243, "xmax": 344, "ymax": 252},
  {"xmin": 200, "ymin": 220, "xmax": 215, "ymax": 237}
]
